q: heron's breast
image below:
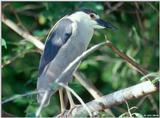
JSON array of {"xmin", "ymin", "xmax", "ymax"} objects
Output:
[{"xmin": 76, "ymin": 23, "xmax": 94, "ymax": 49}]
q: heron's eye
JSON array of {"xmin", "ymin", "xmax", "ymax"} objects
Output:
[{"xmin": 90, "ymin": 13, "xmax": 96, "ymax": 19}]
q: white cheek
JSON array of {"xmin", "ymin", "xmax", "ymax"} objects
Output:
[{"xmin": 88, "ymin": 20, "xmax": 97, "ymax": 27}]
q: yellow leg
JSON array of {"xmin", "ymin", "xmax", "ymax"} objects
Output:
[
  {"xmin": 66, "ymin": 89, "xmax": 75, "ymax": 108},
  {"xmin": 59, "ymin": 88, "xmax": 65, "ymax": 113}
]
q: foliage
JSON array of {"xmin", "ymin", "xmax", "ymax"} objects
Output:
[{"xmin": 2, "ymin": 2, "xmax": 159, "ymax": 117}]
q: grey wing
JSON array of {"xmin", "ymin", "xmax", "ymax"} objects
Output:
[{"xmin": 38, "ymin": 18, "xmax": 73, "ymax": 76}]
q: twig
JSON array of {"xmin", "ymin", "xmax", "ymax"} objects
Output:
[
  {"xmin": 118, "ymin": 106, "xmax": 137, "ymax": 117},
  {"xmin": 148, "ymin": 95, "xmax": 159, "ymax": 113},
  {"xmin": 2, "ymin": 111, "xmax": 15, "ymax": 117},
  {"xmin": 134, "ymin": 2, "xmax": 144, "ymax": 32},
  {"xmin": 140, "ymin": 72, "xmax": 160, "ymax": 81},
  {"xmin": 14, "ymin": 4, "xmax": 44, "ymax": 13},
  {"xmin": 105, "ymin": 40, "xmax": 148, "ymax": 76},
  {"xmin": 125, "ymin": 101, "xmax": 133, "ymax": 118},
  {"xmin": 136, "ymin": 95, "xmax": 148, "ymax": 108},
  {"xmin": 2, "ymin": 49, "xmax": 40, "ymax": 68},
  {"xmin": 13, "ymin": 10, "xmax": 29, "ymax": 32},
  {"xmin": 106, "ymin": 2, "xmax": 123, "ymax": 14},
  {"xmin": 2, "ymin": 14, "xmax": 44, "ymax": 50},
  {"xmin": 134, "ymin": 2, "xmax": 149, "ymax": 45},
  {"xmin": 147, "ymin": 3, "xmax": 159, "ymax": 12},
  {"xmin": 2, "ymin": 90, "xmax": 43, "ymax": 104},
  {"xmin": 74, "ymin": 71, "xmax": 102, "ymax": 99},
  {"xmin": 55, "ymin": 80, "xmax": 157, "ymax": 117},
  {"xmin": 114, "ymin": 106, "xmax": 127, "ymax": 114}
]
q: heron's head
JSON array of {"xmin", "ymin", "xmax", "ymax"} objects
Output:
[{"xmin": 69, "ymin": 9, "xmax": 116, "ymax": 30}]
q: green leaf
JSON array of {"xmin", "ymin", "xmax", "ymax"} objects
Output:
[
  {"xmin": 25, "ymin": 104, "xmax": 37, "ymax": 117},
  {"xmin": 2, "ymin": 38, "xmax": 7, "ymax": 49},
  {"xmin": 33, "ymin": 30, "xmax": 47, "ymax": 37},
  {"xmin": 38, "ymin": 14, "xmax": 47, "ymax": 25}
]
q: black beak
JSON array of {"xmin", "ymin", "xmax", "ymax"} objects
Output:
[{"xmin": 96, "ymin": 19, "xmax": 117, "ymax": 31}]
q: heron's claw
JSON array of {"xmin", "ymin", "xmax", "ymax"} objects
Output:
[
  {"xmin": 67, "ymin": 104, "xmax": 81, "ymax": 116},
  {"xmin": 57, "ymin": 110, "xmax": 68, "ymax": 118}
]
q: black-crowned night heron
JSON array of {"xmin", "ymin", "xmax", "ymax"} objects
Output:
[{"xmin": 37, "ymin": 9, "xmax": 116, "ymax": 111}]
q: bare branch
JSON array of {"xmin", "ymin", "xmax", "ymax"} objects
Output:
[
  {"xmin": 74, "ymin": 71, "xmax": 102, "ymax": 99},
  {"xmin": 148, "ymin": 95, "xmax": 159, "ymax": 113},
  {"xmin": 2, "ymin": 49, "xmax": 40, "ymax": 68},
  {"xmin": 125, "ymin": 101, "xmax": 133, "ymax": 117},
  {"xmin": 2, "ymin": 90, "xmax": 42, "ymax": 104},
  {"xmin": 2, "ymin": 14, "xmax": 44, "ymax": 50},
  {"xmin": 105, "ymin": 40, "xmax": 148, "ymax": 76},
  {"xmin": 56, "ymin": 80, "xmax": 157, "ymax": 117},
  {"xmin": 14, "ymin": 4, "xmax": 44, "ymax": 13},
  {"xmin": 2, "ymin": 111, "xmax": 15, "ymax": 117},
  {"xmin": 105, "ymin": 2, "xmax": 124, "ymax": 14}
]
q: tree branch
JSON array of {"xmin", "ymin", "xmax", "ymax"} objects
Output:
[
  {"xmin": 2, "ymin": 111, "xmax": 15, "ymax": 117},
  {"xmin": 105, "ymin": 40, "xmax": 148, "ymax": 76},
  {"xmin": 2, "ymin": 90, "xmax": 43, "ymax": 104},
  {"xmin": 74, "ymin": 71, "xmax": 102, "ymax": 99},
  {"xmin": 105, "ymin": 2, "xmax": 124, "ymax": 15},
  {"xmin": 55, "ymin": 80, "xmax": 157, "ymax": 117},
  {"xmin": 2, "ymin": 14, "xmax": 44, "ymax": 50}
]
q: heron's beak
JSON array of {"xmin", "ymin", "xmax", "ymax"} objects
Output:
[{"xmin": 96, "ymin": 19, "xmax": 117, "ymax": 31}]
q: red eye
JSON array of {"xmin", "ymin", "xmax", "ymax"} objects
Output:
[{"xmin": 90, "ymin": 13, "xmax": 95, "ymax": 19}]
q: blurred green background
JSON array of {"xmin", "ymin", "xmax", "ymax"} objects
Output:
[{"xmin": 2, "ymin": 2, "xmax": 159, "ymax": 117}]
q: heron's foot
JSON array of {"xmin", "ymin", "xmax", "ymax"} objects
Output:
[
  {"xmin": 67, "ymin": 104, "xmax": 81, "ymax": 116},
  {"xmin": 57, "ymin": 110, "xmax": 68, "ymax": 118}
]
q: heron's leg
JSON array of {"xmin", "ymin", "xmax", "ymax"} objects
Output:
[
  {"xmin": 66, "ymin": 89, "xmax": 75, "ymax": 108},
  {"xmin": 59, "ymin": 87, "xmax": 65, "ymax": 113},
  {"xmin": 66, "ymin": 89, "xmax": 82, "ymax": 116},
  {"xmin": 58, "ymin": 82, "xmax": 92, "ymax": 117}
]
